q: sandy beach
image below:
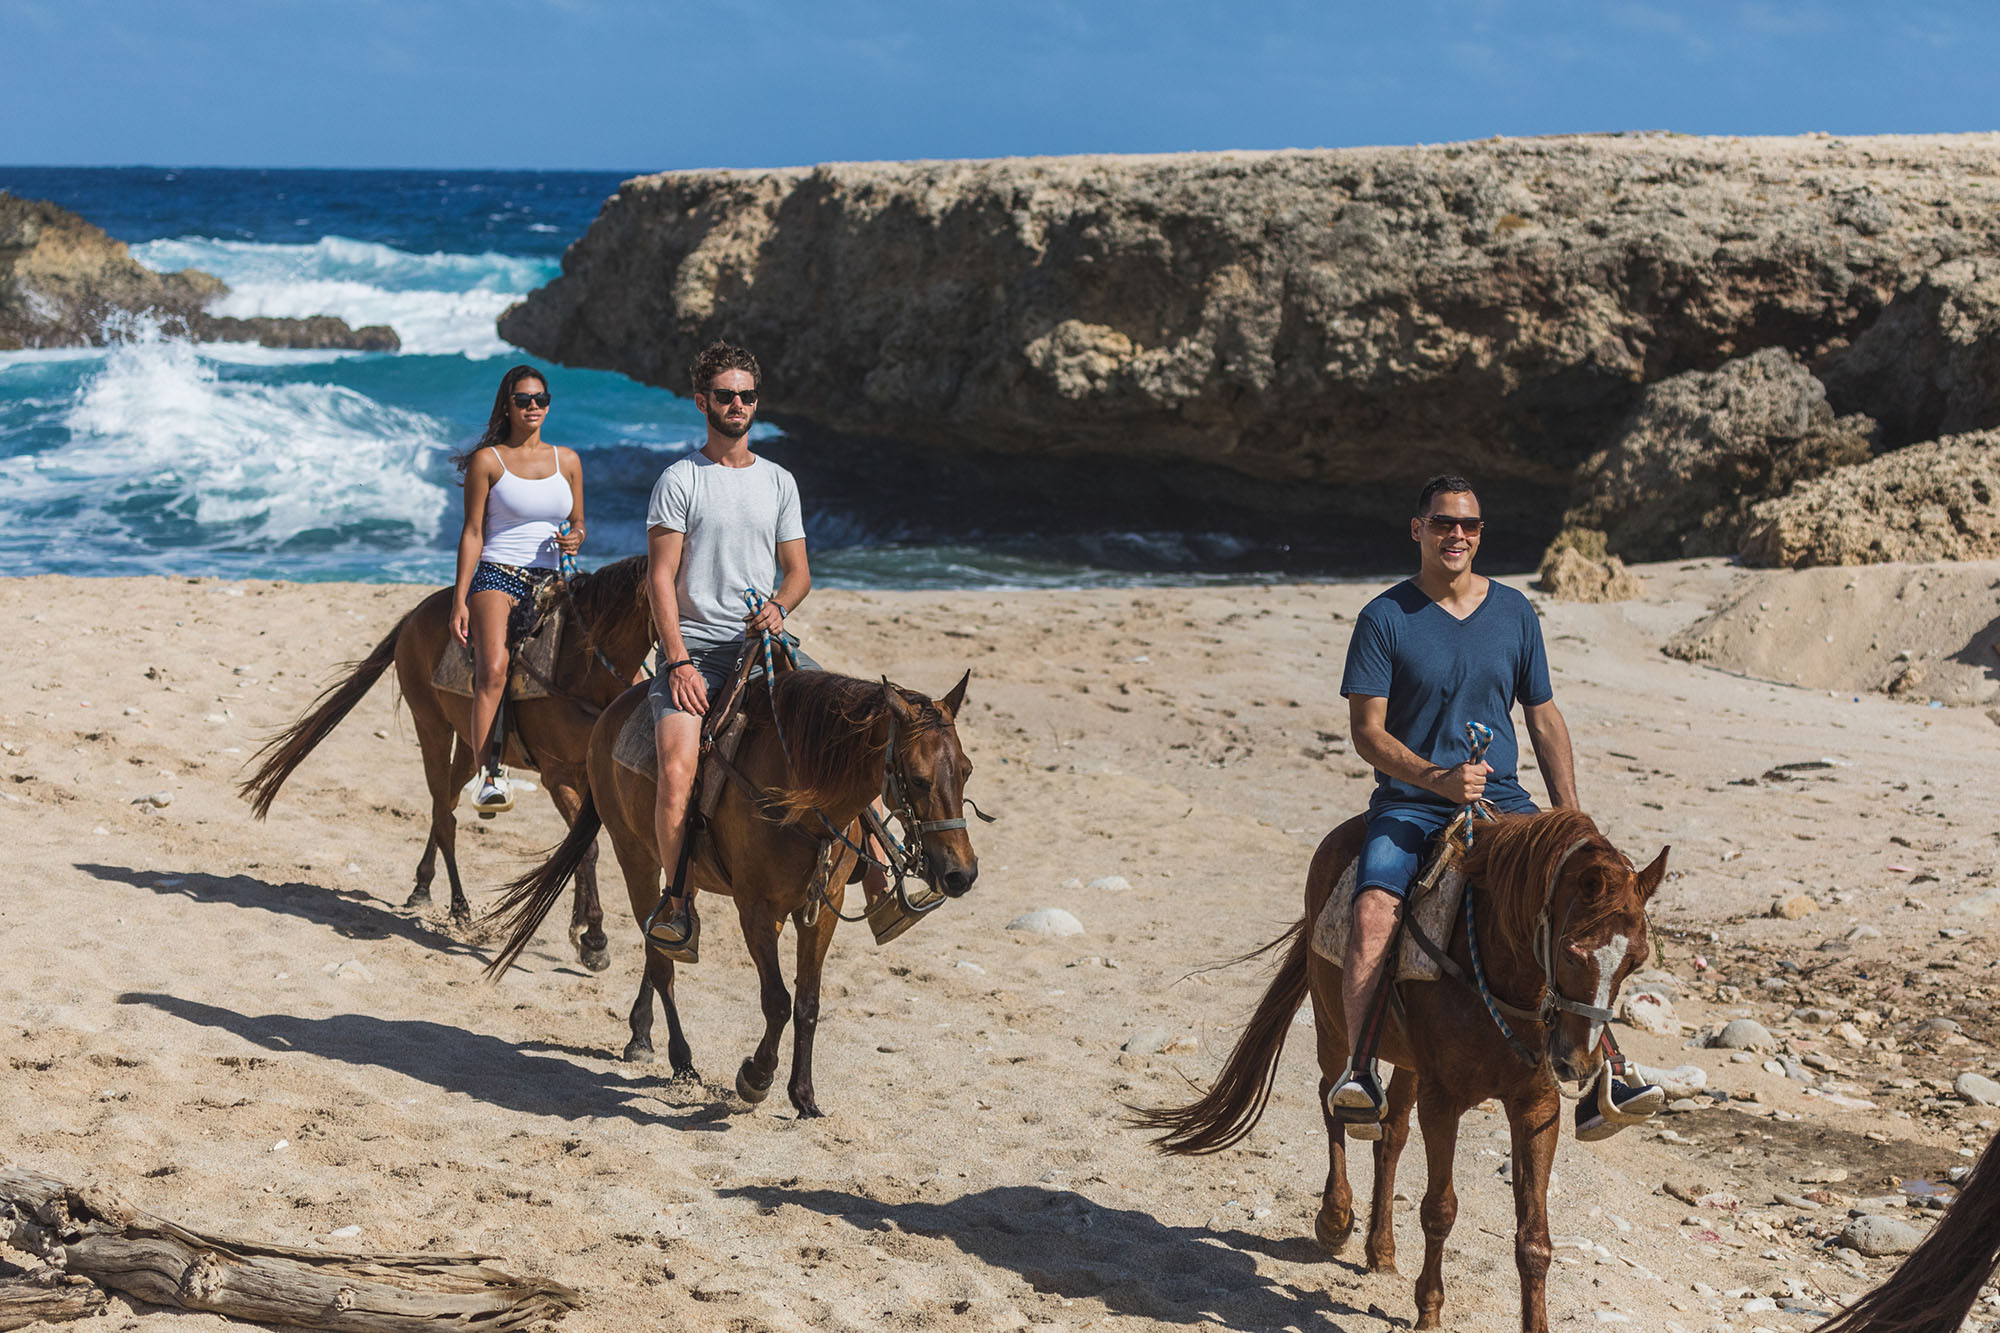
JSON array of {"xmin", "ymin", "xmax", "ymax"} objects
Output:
[{"xmin": 4, "ymin": 561, "xmax": 1998, "ymax": 1332}]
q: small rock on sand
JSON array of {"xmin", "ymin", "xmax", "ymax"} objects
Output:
[
  {"xmin": 1007, "ymin": 908, "xmax": 1084, "ymax": 938},
  {"xmin": 1955, "ymin": 1072, "xmax": 2000, "ymax": 1106},
  {"xmin": 144, "ymin": 790, "xmax": 172, "ymax": 808},
  {"xmin": 1710, "ymin": 1019, "xmax": 1775, "ymax": 1051},
  {"xmin": 1087, "ymin": 876, "xmax": 1132, "ymax": 892},
  {"xmin": 1123, "ymin": 1026, "xmax": 1169, "ymax": 1055},
  {"xmin": 1634, "ymin": 1063, "xmax": 1708, "ymax": 1097},
  {"xmin": 1770, "ymin": 894, "xmax": 1818, "ymax": 919},
  {"xmin": 1840, "ymin": 1215, "xmax": 1924, "ymax": 1257},
  {"xmin": 1619, "ymin": 991, "xmax": 1678, "ymax": 1036},
  {"xmin": 1948, "ymin": 888, "xmax": 2000, "ymax": 917},
  {"xmin": 325, "ymin": 960, "xmax": 373, "ymax": 982}
]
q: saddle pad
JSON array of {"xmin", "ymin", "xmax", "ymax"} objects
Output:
[
  {"xmin": 610, "ymin": 701, "xmax": 749, "ymax": 821},
  {"xmin": 1310, "ymin": 859, "xmax": 1466, "ymax": 984},
  {"xmin": 431, "ymin": 603, "xmax": 565, "ymax": 701}
]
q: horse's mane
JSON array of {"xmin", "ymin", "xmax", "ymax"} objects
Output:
[
  {"xmin": 1461, "ymin": 808, "xmax": 1626, "ymax": 956},
  {"xmin": 561, "ymin": 556, "xmax": 650, "ymax": 656},
  {"xmin": 764, "ymin": 670, "xmax": 945, "ymax": 822}
]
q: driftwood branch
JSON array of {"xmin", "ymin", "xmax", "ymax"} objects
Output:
[
  {"xmin": 0, "ymin": 1167, "xmax": 577, "ymax": 1331},
  {"xmin": 0, "ymin": 1267, "xmax": 107, "ymax": 1330}
]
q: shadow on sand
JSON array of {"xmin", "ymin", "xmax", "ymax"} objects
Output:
[
  {"xmin": 719, "ymin": 1181, "xmax": 1390, "ymax": 1329},
  {"xmin": 118, "ymin": 991, "xmax": 734, "ymax": 1131},
  {"xmin": 77, "ymin": 863, "xmax": 477, "ymax": 955}
]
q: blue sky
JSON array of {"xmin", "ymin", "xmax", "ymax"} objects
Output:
[{"xmin": 11, "ymin": 1, "xmax": 1998, "ymax": 169}]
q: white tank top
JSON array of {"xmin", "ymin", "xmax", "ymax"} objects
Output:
[{"xmin": 480, "ymin": 446, "xmax": 573, "ymax": 569}]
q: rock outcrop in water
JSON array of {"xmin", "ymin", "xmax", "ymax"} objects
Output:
[
  {"xmin": 0, "ymin": 194, "xmax": 398, "ymax": 352},
  {"xmin": 502, "ymin": 133, "xmax": 2000, "ymax": 508}
]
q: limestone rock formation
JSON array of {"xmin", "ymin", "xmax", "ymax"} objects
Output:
[
  {"xmin": 1739, "ymin": 429, "xmax": 2000, "ymax": 567},
  {"xmin": 1562, "ymin": 348, "xmax": 1873, "ymax": 561},
  {"xmin": 500, "ymin": 133, "xmax": 2000, "ymax": 497},
  {"xmin": 0, "ymin": 194, "xmax": 397, "ymax": 352},
  {"xmin": 1536, "ymin": 528, "xmax": 1641, "ymax": 602},
  {"xmin": 1821, "ymin": 258, "xmax": 2000, "ymax": 447}
]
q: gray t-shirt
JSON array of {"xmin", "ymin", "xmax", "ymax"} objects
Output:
[{"xmin": 646, "ymin": 451, "xmax": 805, "ymax": 648}]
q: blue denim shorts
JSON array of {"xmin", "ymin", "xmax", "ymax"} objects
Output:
[
  {"xmin": 1356, "ymin": 799, "xmax": 1537, "ymax": 900},
  {"xmin": 648, "ymin": 637, "xmax": 822, "ymax": 722}
]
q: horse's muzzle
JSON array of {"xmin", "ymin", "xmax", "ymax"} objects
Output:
[{"xmin": 934, "ymin": 860, "xmax": 978, "ymax": 898}]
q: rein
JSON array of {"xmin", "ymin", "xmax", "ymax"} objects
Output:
[{"xmin": 1455, "ymin": 836, "xmax": 1612, "ymax": 1067}]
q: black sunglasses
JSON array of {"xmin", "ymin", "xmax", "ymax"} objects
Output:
[
  {"xmin": 1421, "ymin": 514, "xmax": 1485, "ymax": 535},
  {"xmin": 705, "ymin": 388, "xmax": 759, "ymax": 406},
  {"xmin": 511, "ymin": 391, "xmax": 551, "ymax": 409}
]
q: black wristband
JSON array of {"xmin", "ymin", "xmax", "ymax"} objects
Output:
[{"xmin": 664, "ymin": 658, "xmax": 695, "ymax": 672}]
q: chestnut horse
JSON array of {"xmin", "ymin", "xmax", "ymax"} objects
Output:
[
  {"xmin": 1816, "ymin": 1124, "xmax": 2000, "ymax": 1332},
  {"xmin": 238, "ymin": 556, "xmax": 656, "ymax": 965},
  {"xmin": 1135, "ymin": 808, "xmax": 1666, "ymax": 1333},
  {"xmin": 482, "ymin": 668, "xmax": 980, "ymax": 1117}
]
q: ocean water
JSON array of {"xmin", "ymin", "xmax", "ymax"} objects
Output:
[{"xmin": 0, "ymin": 167, "xmax": 1331, "ymax": 588}]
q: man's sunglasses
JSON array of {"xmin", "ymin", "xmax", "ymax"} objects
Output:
[
  {"xmin": 1421, "ymin": 514, "xmax": 1485, "ymax": 535},
  {"xmin": 511, "ymin": 391, "xmax": 551, "ymax": 409},
  {"xmin": 705, "ymin": 388, "xmax": 759, "ymax": 406}
]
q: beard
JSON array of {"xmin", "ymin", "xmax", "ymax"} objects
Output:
[{"xmin": 706, "ymin": 404, "xmax": 752, "ymax": 439}]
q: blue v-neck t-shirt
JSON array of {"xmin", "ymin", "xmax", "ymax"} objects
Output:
[{"xmin": 1339, "ymin": 578, "xmax": 1552, "ymax": 815}]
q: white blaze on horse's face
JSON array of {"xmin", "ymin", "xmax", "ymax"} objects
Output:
[{"xmin": 1585, "ymin": 934, "xmax": 1629, "ymax": 1051}]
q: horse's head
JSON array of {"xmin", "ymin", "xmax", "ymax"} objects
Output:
[
  {"xmin": 1543, "ymin": 840, "xmax": 1669, "ymax": 1083},
  {"xmin": 882, "ymin": 670, "xmax": 979, "ymax": 898}
]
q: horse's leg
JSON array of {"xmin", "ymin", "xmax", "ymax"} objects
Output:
[
  {"xmin": 1412, "ymin": 1087, "xmax": 1465, "ymax": 1331},
  {"xmin": 733, "ymin": 904, "xmax": 790, "ymax": 1107},
  {"xmin": 543, "ymin": 761, "xmax": 609, "ymax": 971},
  {"xmin": 403, "ymin": 690, "xmax": 469, "ymax": 916},
  {"xmin": 786, "ymin": 888, "xmax": 842, "ymax": 1117},
  {"xmin": 437, "ymin": 737, "xmax": 477, "ymax": 927},
  {"xmin": 1505, "ymin": 1083, "xmax": 1561, "ymax": 1333},
  {"xmin": 608, "ymin": 822, "xmax": 690, "ymax": 1075},
  {"xmin": 1365, "ymin": 1065, "xmax": 1419, "ymax": 1274},
  {"xmin": 1310, "ymin": 959, "xmax": 1354, "ymax": 1255}
]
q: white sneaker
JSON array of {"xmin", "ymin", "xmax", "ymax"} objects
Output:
[{"xmin": 472, "ymin": 773, "xmax": 513, "ymax": 813}]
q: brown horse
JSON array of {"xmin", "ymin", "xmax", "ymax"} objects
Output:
[
  {"xmin": 482, "ymin": 668, "xmax": 979, "ymax": 1116},
  {"xmin": 1135, "ymin": 808, "xmax": 1666, "ymax": 1333},
  {"xmin": 238, "ymin": 556, "xmax": 656, "ymax": 966},
  {"xmin": 1815, "ymin": 1126, "xmax": 2000, "ymax": 1332}
]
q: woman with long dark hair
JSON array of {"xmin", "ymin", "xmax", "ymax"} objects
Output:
[{"xmin": 450, "ymin": 364, "xmax": 585, "ymax": 811}]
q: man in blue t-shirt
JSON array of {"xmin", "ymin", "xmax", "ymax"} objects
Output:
[{"xmin": 1327, "ymin": 474, "xmax": 1662, "ymax": 1142}]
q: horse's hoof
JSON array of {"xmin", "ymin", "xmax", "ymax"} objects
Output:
[
  {"xmin": 789, "ymin": 1091, "xmax": 825, "ymax": 1118},
  {"xmin": 578, "ymin": 937, "xmax": 611, "ymax": 972},
  {"xmin": 1314, "ymin": 1207, "xmax": 1354, "ymax": 1257},
  {"xmin": 403, "ymin": 887, "xmax": 432, "ymax": 910},
  {"xmin": 623, "ymin": 1040, "xmax": 655, "ymax": 1064},
  {"xmin": 735, "ymin": 1060, "xmax": 773, "ymax": 1104},
  {"xmin": 670, "ymin": 1065, "xmax": 702, "ymax": 1086}
]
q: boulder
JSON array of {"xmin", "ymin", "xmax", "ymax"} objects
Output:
[
  {"xmin": 1839, "ymin": 1215, "xmax": 1925, "ymax": 1257},
  {"xmin": 1821, "ymin": 258, "xmax": 2000, "ymax": 447},
  {"xmin": 0, "ymin": 193, "xmax": 397, "ymax": 352},
  {"xmin": 1619, "ymin": 990, "xmax": 1678, "ymax": 1036},
  {"xmin": 1955, "ymin": 1072, "xmax": 2000, "ymax": 1106},
  {"xmin": 1709, "ymin": 1019, "xmax": 1775, "ymax": 1051},
  {"xmin": 1740, "ymin": 429, "xmax": 2000, "ymax": 567},
  {"xmin": 1536, "ymin": 529, "xmax": 1642, "ymax": 603},
  {"xmin": 500, "ymin": 134, "xmax": 2000, "ymax": 505},
  {"xmin": 1564, "ymin": 349, "xmax": 1872, "ymax": 562}
]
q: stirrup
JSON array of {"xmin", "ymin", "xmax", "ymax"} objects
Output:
[
  {"xmin": 1575, "ymin": 1065, "xmax": 1662, "ymax": 1142},
  {"xmin": 645, "ymin": 897, "xmax": 700, "ymax": 964},
  {"xmin": 865, "ymin": 883, "xmax": 945, "ymax": 945},
  {"xmin": 1328, "ymin": 1064, "xmax": 1386, "ymax": 1140}
]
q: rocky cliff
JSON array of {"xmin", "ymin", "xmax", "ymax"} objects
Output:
[
  {"xmin": 0, "ymin": 194, "xmax": 397, "ymax": 352},
  {"xmin": 500, "ymin": 133, "xmax": 2000, "ymax": 502}
]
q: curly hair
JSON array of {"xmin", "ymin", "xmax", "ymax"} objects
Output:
[
  {"xmin": 689, "ymin": 341, "xmax": 760, "ymax": 395},
  {"xmin": 451, "ymin": 364, "xmax": 549, "ymax": 477}
]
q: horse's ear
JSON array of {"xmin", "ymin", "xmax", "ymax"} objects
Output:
[
  {"xmin": 881, "ymin": 677, "xmax": 918, "ymax": 721},
  {"xmin": 939, "ymin": 670, "xmax": 970, "ymax": 716},
  {"xmin": 1635, "ymin": 847, "xmax": 1670, "ymax": 903}
]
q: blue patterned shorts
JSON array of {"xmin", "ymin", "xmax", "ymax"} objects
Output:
[{"xmin": 469, "ymin": 561, "xmax": 559, "ymax": 642}]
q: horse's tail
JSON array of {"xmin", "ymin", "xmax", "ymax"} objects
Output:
[
  {"xmin": 1817, "ymin": 1129, "xmax": 2000, "ymax": 1333},
  {"xmin": 238, "ymin": 610, "xmax": 412, "ymax": 819},
  {"xmin": 482, "ymin": 796, "xmax": 603, "ymax": 979},
  {"xmin": 1128, "ymin": 917, "xmax": 1311, "ymax": 1155}
]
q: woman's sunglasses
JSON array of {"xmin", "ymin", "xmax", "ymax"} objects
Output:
[
  {"xmin": 706, "ymin": 388, "xmax": 759, "ymax": 406},
  {"xmin": 511, "ymin": 391, "xmax": 552, "ymax": 409}
]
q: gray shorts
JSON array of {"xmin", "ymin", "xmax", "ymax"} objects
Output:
[{"xmin": 647, "ymin": 637, "xmax": 821, "ymax": 722}]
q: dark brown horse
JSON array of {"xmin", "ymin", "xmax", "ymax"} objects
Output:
[
  {"xmin": 238, "ymin": 556, "xmax": 656, "ymax": 966},
  {"xmin": 1816, "ymin": 1126, "xmax": 2000, "ymax": 1332},
  {"xmin": 1135, "ymin": 809, "xmax": 1666, "ymax": 1333},
  {"xmin": 483, "ymin": 668, "xmax": 979, "ymax": 1116}
]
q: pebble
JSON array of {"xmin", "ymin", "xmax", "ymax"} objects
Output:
[
  {"xmin": 1840, "ymin": 1215, "xmax": 1924, "ymax": 1257},
  {"xmin": 1770, "ymin": 894, "xmax": 1818, "ymax": 920},
  {"xmin": 1626, "ymin": 968, "xmax": 1682, "ymax": 999},
  {"xmin": 1772, "ymin": 1192, "xmax": 1819, "ymax": 1210},
  {"xmin": 1087, "ymin": 876, "xmax": 1132, "ymax": 892},
  {"xmin": 1846, "ymin": 924, "xmax": 1882, "ymax": 941},
  {"xmin": 1711, "ymin": 1019, "xmax": 1775, "ymax": 1051},
  {"xmin": 1955, "ymin": 1072, "xmax": 2000, "ymax": 1107},
  {"xmin": 328, "ymin": 1224, "xmax": 361, "ymax": 1238},
  {"xmin": 142, "ymin": 790, "xmax": 172, "ymax": 808},
  {"xmin": 1918, "ymin": 1017, "xmax": 1962, "ymax": 1036},
  {"xmin": 1789, "ymin": 1006, "xmax": 1837, "ymax": 1025},
  {"xmin": 1122, "ymin": 1026, "xmax": 1169, "ymax": 1055},
  {"xmin": 1006, "ymin": 908, "xmax": 1084, "ymax": 938},
  {"xmin": 1620, "ymin": 990, "xmax": 1678, "ymax": 1036},
  {"xmin": 1948, "ymin": 888, "xmax": 2000, "ymax": 917},
  {"xmin": 324, "ymin": 960, "xmax": 373, "ymax": 983},
  {"xmin": 1835, "ymin": 1022, "xmax": 1868, "ymax": 1047}
]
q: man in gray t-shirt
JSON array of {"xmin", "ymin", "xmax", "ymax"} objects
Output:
[{"xmin": 641, "ymin": 341, "xmax": 812, "ymax": 960}]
